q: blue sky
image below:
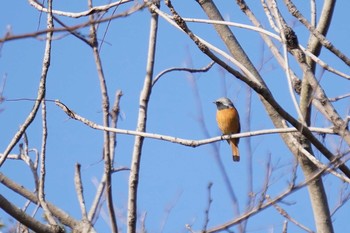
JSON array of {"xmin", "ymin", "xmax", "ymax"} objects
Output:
[{"xmin": 1, "ymin": 1, "xmax": 349, "ymax": 232}]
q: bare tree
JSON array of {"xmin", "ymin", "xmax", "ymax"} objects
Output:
[{"xmin": 0, "ymin": 0, "xmax": 349, "ymax": 233}]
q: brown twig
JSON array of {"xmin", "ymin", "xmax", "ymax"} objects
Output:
[
  {"xmin": 0, "ymin": 3, "xmax": 146, "ymax": 44},
  {"xmin": 270, "ymin": 198, "xmax": 315, "ymax": 233},
  {"xmin": 202, "ymin": 182, "xmax": 213, "ymax": 232},
  {"xmin": 205, "ymin": 157, "xmax": 339, "ymax": 232},
  {"xmin": 152, "ymin": 61, "xmax": 214, "ymax": 86}
]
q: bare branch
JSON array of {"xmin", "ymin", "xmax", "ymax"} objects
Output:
[
  {"xmin": 29, "ymin": 0, "xmax": 133, "ymax": 18},
  {"xmin": 329, "ymin": 93, "xmax": 350, "ymax": 102},
  {"xmin": 283, "ymin": 0, "xmax": 350, "ymax": 66},
  {"xmin": 0, "ymin": 195, "xmax": 62, "ymax": 233},
  {"xmin": 152, "ymin": 61, "xmax": 214, "ymax": 86},
  {"xmin": 127, "ymin": 2, "xmax": 159, "ymax": 232},
  {"xmin": 152, "ymin": 0, "xmax": 350, "ymax": 179},
  {"xmin": 87, "ymin": 0, "xmax": 117, "ymax": 230},
  {"xmin": 0, "ymin": 3, "xmax": 146, "ymax": 44},
  {"xmin": 54, "ymin": 99, "xmax": 340, "ymax": 148},
  {"xmin": 202, "ymin": 182, "xmax": 213, "ymax": 232},
  {"xmin": 270, "ymin": 198, "xmax": 315, "ymax": 233},
  {"xmin": 0, "ymin": 172, "xmax": 80, "ymax": 229},
  {"xmin": 38, "ymin": 100, "xmax": 56, "ymax": 225},
  {"xmin": 205, "ymin": 158, "xmax": 341, "ymax": 232},
  {"xmin": 75, "ymin": 163, "xmax": 88, "ymax": 220},
  {"xmin": 36, "ymin": 0, "xmax": 57, "ymax": 226}
]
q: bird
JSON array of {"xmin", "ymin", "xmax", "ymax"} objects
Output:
[{"xmin": 214, "ymin": 97, "xmax": 241, "ymax": 162}]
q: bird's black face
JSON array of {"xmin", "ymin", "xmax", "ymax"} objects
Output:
[
  {"xmin": 214, "ymin": 101, "xmax": 227, "ymax": 110},
  {"xmin": 214, "ymin": 98, "xmax": 234, "ymax": 110}
]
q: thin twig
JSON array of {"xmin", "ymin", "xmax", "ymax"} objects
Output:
[
  {"xmin": 202, "ymin": 182, "xmax": 213, "ymax": 232},
  {"xmin": 87, "ymin": 0, "xmax": 117, "ymax": 231},
  {"xmin": 329, "ymin": 93, "xmax": 350, "ymax": 102},
  {"xmin": 0, "ymin": 3, "xmax": 146, "ymax": 44},
  {"xmin": 29, "ymin": 0, "xmax": 133, "ymax": 18},
  {"xmin": 270, "ymin": 198, "xmax": 315, "ymax": 233},
  {"xmin": 152, "ymin": 61, "xmax": 214, "ymax": 86},
  {"xmin": 205, "ymin": 156, "xmax": 342, "ymax": 232}
]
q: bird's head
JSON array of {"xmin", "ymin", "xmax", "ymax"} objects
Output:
[{"xmin": 213, "ymin": 97, "xmax": 234, "ymax": 110}]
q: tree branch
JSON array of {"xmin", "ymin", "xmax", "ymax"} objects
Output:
[
  {"xmin": 0, "ymin": 194, "xmax": 62, "ymax": 233},
  {"xmin": 127, "ymin": 2, "xmax": 159, "ymax": 232}
]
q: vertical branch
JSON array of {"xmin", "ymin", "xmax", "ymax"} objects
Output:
[
  {"xmin": 38, "ymin": 99, "xmax": 56, "ymax": 225},
  {"xmin": 109, "ymin": 90, "xmax": 123, "ymax": 163},
  {"xmin": 310, "ymin": 0, "xmax": 316, "ymax": 28},
  {"xmin": 87, "ymin": 0, "xmax": 116, "ymax": 232},
  {"xmin": 74, "ymin": 163, "xmax": 94, "ymax": 232},
  {"xmin": 36, "ymin": 0, "xmax": 56, "ymax": 227},
  {"xmin": 242, "ymin": 85, "xmax": 253, "ymax": 232},
  {"xmin": 269, "ymin": 0, "xmax": 305, "ymax": 125},
  {"xmin": 127, "ymin": 2, "xmax": 159, "ymax": 232},
  {"xmin": 279, "ymin": 1, "xmax": 336, "ymax": 233},
  {"xmin": 75, "ymin": 163, "xmax": 88, "ymax": 220},
  {"xmin": 202, "ymin": 182, "xmax": 213, "ymax": 232}
]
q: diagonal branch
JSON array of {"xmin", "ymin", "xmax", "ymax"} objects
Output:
[
  {"xmin": 0, "ymin": 194, "xmax": 61, "ymax": 233},
  {"xmin": 283, "ymin": 0, "xmax": 350, "ymax": 66},
  {"xmin": 0, "ymin": 172, "xmax": 80, "ymax": 229},
  {"xmin": 156, "ymin": 0, "xmax": 350, "ymax": 179}
]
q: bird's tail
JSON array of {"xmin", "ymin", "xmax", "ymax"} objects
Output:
[{"xmin": 230, "ymin": 139, "xmax": 240, "ymax": 162}]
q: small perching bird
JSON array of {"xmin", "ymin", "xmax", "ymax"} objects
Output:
[{"xmin": 214, "ymin": 97, "xmax": 241, "ymax": 162}]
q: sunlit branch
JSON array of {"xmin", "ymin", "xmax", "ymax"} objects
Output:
[
  {"xmin": 137, "ymin": 1, "xmax": 350, "ymax": 178},
  {"xmin": 127, "ymin": 2, "xmax": 159, "ymax": 232},
  {"xmin": 283, "ymin": 0, "xmax": 350, "ymax": 66},
  {"xmin": 149, "ymin": 6, "xmax": 349, "ymax": 80},
  {"xmin": 54, "ymin": 99, "xmax": 337, "ymax": 147},
  {"xmin": 28, "ymin": 0, "xmax": 133, "ymax": 18}
]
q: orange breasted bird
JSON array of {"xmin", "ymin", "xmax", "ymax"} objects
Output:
[{"xmin": 214, "ymin": 97, "xmax": 241, "ymax": 162}]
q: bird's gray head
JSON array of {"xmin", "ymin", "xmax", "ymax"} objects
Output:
[{"xmin": 213, "ymin": 97, "xmax": 234, "ymax": 110}]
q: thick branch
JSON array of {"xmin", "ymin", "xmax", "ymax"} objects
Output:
[
  {"xmin": 0, "ymin": 194, "xmax": 62, "ymax": 233},
  {"xmin": 0, "ymin": 172, "xmax": 79, "ymax": 229}
]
